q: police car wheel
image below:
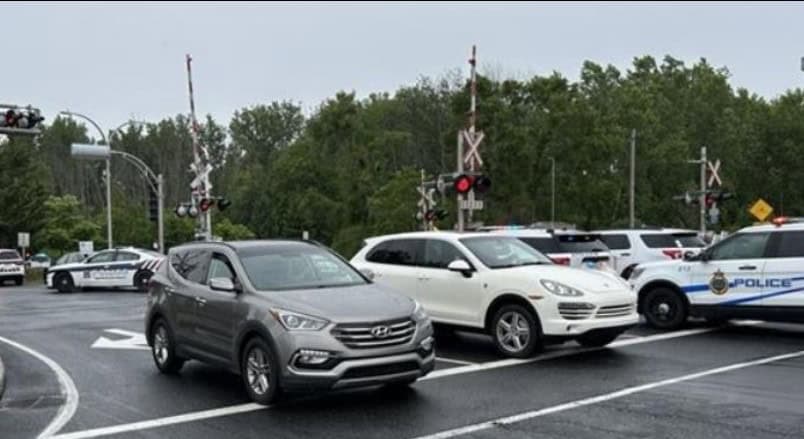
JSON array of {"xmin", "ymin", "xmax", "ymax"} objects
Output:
[
  {"xmin": 134, "ymin": 271, "xmax": 151, "ymax": 292},
  {"xmin": 643, "ymin": 288, "xmax": 687, "ymax": 330},
  {"xmin": 55, "ymin": 273, "xmax": 75, "ymax": 293}
]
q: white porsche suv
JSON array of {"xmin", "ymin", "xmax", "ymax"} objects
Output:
[{"xmin": 351, "ymin": 232, "xmax": 638, "ymax": 358}]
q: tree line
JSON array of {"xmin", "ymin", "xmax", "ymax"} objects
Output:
[{"xmin": 1, "ymin": 55, "xmax": 802, "ymax": 258}]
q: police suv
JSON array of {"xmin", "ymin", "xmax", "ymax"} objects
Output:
[
  {"xmin": 46, "ymin": 247, "xmax": 163, "ymax": 293},
  {"xmin": 631, "ymin": 219, "xmax": 804, "ymax": 329}
]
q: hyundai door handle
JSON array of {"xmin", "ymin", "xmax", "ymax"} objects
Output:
[
  {"xmin": 195, "ymin": 296, "xmax": 207, "ymax": 305},
  {"xmin": 739, "ymin": 265, "xmax": 757, "ymax": 271},
  {"xmin": 620, "ymin": 253, "xmax": 631, "ymax": 257}
]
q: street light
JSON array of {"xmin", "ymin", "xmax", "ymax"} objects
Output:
[
  {"xmin": 59, "ymin": 110, "xmax": 113, "ymax": 249},
  {"xmin": 70, "ymin": 142, "xmax": 165, "ymax": 253}
]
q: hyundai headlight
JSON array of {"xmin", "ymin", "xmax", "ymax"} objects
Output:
[
  {"xmin": 413, "ymin": 301, "xmax": 429, "ymax": 322},
  {"xmin": 539, "ymin": 279, "xmax": 584, "ymax": 297},
  {"xmin": 270, "ymin": 309, "xmax": 328, "ymax": 331}
]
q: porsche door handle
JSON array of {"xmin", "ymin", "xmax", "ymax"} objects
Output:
[{"xmin": 195, "ymin": 296, "xmax": 207, "ymax": 306}]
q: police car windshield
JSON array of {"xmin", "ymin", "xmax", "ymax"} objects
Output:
[
  {"xmin": 642, "ymin": 233, "xmax": 705, "ymax": 248},
  {"xmin": 238, "ymin": 244, "xmax": 367, "ymax": 291},
  {"xmin": 0, "ymin": 251, "xmax": 20, "ymax": 260},
  {"xmin": 460, "ymin": 236, "xmax": 552, "ymax": 269}
]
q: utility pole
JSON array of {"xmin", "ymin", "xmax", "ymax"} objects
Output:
[
  {"xmin": 629, "ymin": 129, "xmax": 636, "ymax": 228},
  {"xmin": 699, "ymin": 146, "xmax": 707, "ymax": 236},
  {"xmin": 550, "ymin": 157, "xmax": 556, "ymax": 228}
]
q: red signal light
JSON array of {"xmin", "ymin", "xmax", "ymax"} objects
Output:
[
  {"xmin": 454, "ymin": 174, "xmax": 474, "ymax": 194},
  {"xmin": 199, "ymin": 198, "xmax": 213, "ymax": 212}
]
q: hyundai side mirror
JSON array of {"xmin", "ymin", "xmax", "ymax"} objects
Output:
[
  {"xmin": 209, "ymin": 277, "xmax": 236, "ymax": 292},
  {"xmin": 447, "ymin": 259, "xmax": 474, "ymax": 278},
  {"xmin": 683, "ymin": 250, "xmax": 697, "ymax": 261}
]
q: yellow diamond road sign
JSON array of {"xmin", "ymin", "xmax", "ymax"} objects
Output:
[{"xmin": 749, "ymin": 198, "xmax": 773, "ymax": 221}]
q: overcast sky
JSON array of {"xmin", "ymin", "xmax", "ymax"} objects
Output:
[{"xmin": 3, "ymin": 1, "xmax": 804, "ymax": 131}]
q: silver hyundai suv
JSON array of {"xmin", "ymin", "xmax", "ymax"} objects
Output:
[{"xmin": 145, "ymin": 240, "xmax": 435, "ymax": 405}]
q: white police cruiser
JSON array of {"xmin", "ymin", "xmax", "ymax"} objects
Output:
[
  {"xmin": 631, "ymin": 218, "xmax": 804, "ymax": 329},
  {"xmin": 46, "ymin": 247, "xmax": 164, "ymax": 293}
]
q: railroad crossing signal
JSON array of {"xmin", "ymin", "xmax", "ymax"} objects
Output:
[
  {"xmin": 462, "ymin": 131, "xmax": 484, "ymax": 170},
  {"xmin": 707, "ymin": 159, "xmax": 722, "ymax": 187}
]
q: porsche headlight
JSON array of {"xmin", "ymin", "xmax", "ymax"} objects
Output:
[
  {"xmin": 270, "ymin": 308, "xmax": 329, "ymax": 331},
  {"xmin": 539, "ymin": 279, "xmax": 584, "ymax": 297}
]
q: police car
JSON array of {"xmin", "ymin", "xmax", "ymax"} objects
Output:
[
  {"xmin": 630, "ymin": 218, "xmax": 804, "ymax": 329},
  {"xmin": 46, "ymin": 247, "xmax": 164, "ymax": 293}
]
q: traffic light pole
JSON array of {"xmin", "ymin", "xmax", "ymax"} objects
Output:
[{"xmin": 456, "ymin": 131, "xmax": 465, "ymax": 232}]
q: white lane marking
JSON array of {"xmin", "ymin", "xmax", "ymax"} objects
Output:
[
  {"xmin": 0, "ymin": 335, "xmax": 79, "ymax": 439},
  {"xmin": 54, "ymin": 326, "xmax": 715, "ymax": 438},
  {"xmin": 421, "ymin": 327, "xmax": 716, "ymax": 381},
  {"xmin": 435, "ymin": 357, "xmax": 476, "ymax": 366},
  {"xmin": 91, "ymin": 329, "xmax": 149, "ymax": 351},
  {"xmin": 50, "ymin": 403, "xmax": 266, "ymax": 439},
  {"xmin": 412, "ymin": 349, "xmax": 804, "ymax": 439}
]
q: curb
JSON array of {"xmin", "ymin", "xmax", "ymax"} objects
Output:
[{"xmin": 0, "ymin": 353, "xmax": 5, "ymax": 401}]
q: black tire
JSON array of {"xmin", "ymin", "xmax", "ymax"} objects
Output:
[
  {"xmin": 150, "ymin": 319, "xmax": 185, "ymax": 374},
  {"xmin": 55, "ymin": 273, "xmax": 75, "ymax": 293},
  {"xmin": 14, "ymin": 276, "xmax": 23, "ymax": 286},
  {"xmin": 643, "ymin": 287, "xmax": 688, "ymax": 330},
  {"xmin": 241, "ymin": 337, "xmax": 281, "ymax": 405},
  {"xmin": 134, "ymin": 270, "xmax": 151, "ymax": 292},
  {"xmin": 576, "ymin": 329, "xmax": 623, "ymax": 347},
  {"xmin": 490, "ymin": 304, "xmax": 542, "ymax": 358}
]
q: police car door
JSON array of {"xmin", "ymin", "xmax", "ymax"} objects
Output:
[
  {"xmin": 689, "ymin": 232, "xmax": 771, "ymax": 306},
  {"xmin": 761, "ymin": 230, "xmax": 804, "ymax": 308},
  {"xmin": 80, "ymin": 250, "xmax": 118, "ymax": 287}
]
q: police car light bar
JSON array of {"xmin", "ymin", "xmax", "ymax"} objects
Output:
[{"xmin": 771, "ymin": 217, "xmax": 804, "ymax": 226}]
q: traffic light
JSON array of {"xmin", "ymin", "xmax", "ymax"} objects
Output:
[
  {"xmin": 148, "ymin": 190, "xmax": 159, "ymax": 222},
  {"xmin": 0, "ymin": 106, "xmax": 45, "ymax": 135},
  {"xmin": 217, "ymin": 198, "xmax": 231, "ymax": 211}
]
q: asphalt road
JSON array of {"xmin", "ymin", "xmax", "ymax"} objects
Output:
[{"xmin": 1, "ymin": 285, "xmax": 803, "ymax": 439}]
